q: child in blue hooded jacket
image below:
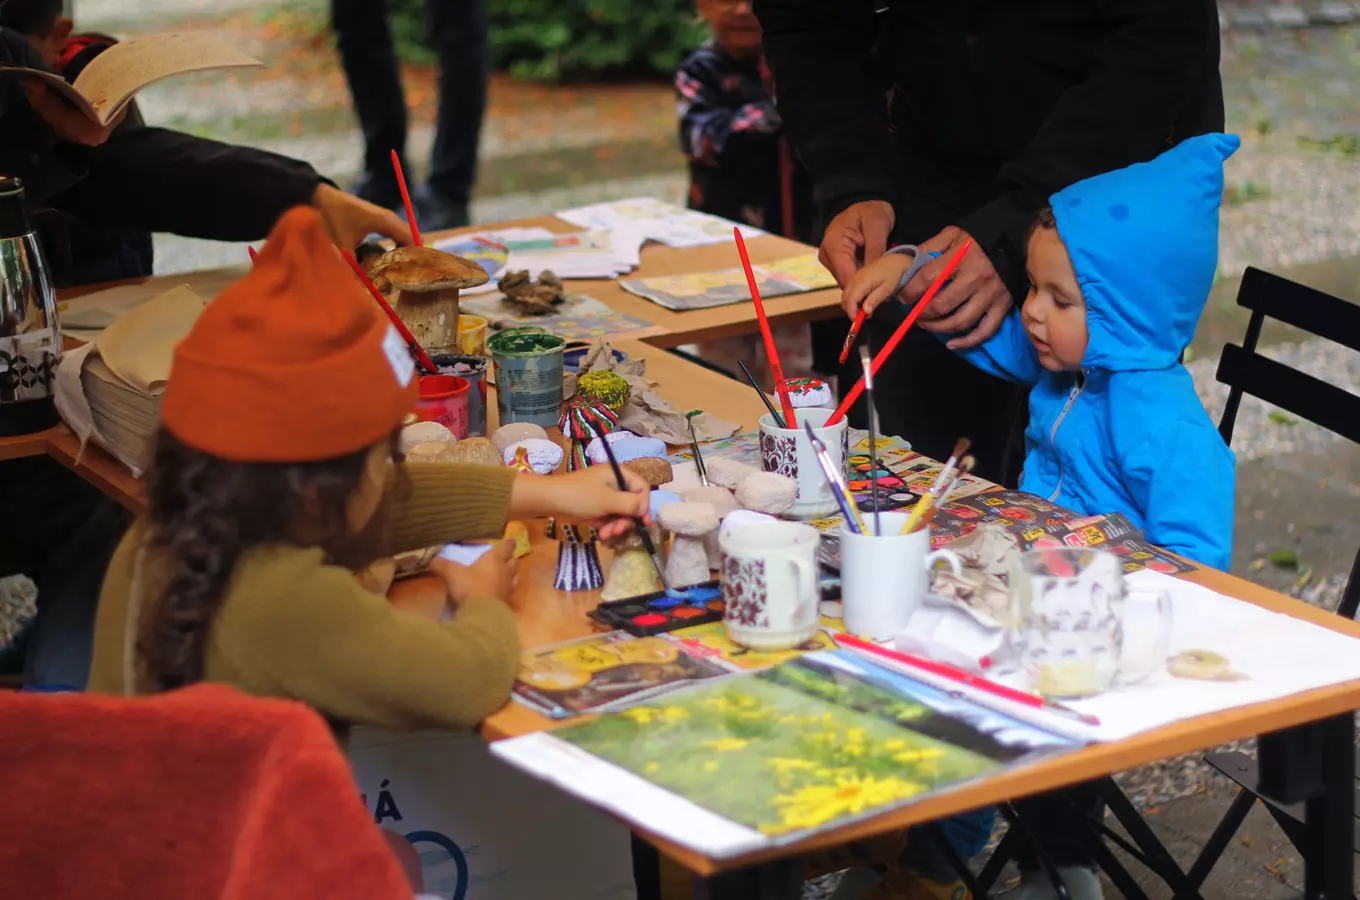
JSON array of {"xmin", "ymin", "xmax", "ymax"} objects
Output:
[{"xmin": 847, "ymin": 133, "xmax": 1238, "ymax": 570}]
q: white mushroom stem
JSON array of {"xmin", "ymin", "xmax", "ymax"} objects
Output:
[
  {"xmin": 601, "ymin": 544, "xmax": 662, "ymax": 601},
  {"xmin": 395, "ymin": 286, "xmax": 461, "ymax": 352},
  {"xmin": 666, "ymin": 536, "xmax": 710, "ymax": 588}
]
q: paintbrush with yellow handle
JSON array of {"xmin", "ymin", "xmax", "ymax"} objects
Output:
[{"xmin": 900, "ymin": 454, "xmax": 976, "ymax": 534}]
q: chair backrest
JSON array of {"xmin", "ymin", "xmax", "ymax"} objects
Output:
[
  {"xmin": 1216, "ymin": 267, "xmax": 1360, "ymax": 445},
  {"xmin": 1214, "ymin": 267, "xmax": 1360, "ymax": 621}
]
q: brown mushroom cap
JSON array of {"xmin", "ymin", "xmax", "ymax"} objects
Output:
[
  {"xmin": 622, "ymin": 457, "xmax": 674, "ymax": 488},
  {"xmin": 370, "ymin": 246, "xmax": 489, "ymax": 291}
]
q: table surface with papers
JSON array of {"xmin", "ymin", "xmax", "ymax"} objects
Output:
[{"xmin": 4, "ymin": 211, "xmax": 1358, "ymax": 894}]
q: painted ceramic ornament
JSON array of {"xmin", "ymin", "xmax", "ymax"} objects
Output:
[
  {"xmin": 785, "ymin": 377, "xmax": 835, "ymax": 409},
  {"xmin": 507, "ymin": 445, "xmax": 536, "ymax": 474},
  {"xmin": 575, "ymin": 370, "xmax": 631, "ymax": 412},
  {"xmin": 547, "ymin": 518, "xmax": 604, "ymax": 591},
  {"xmin": 559, "ymin": 399, "xmax": 620, "ymax": 471},
  {"xmin": 503, "ymin": 438, "xmax": 564, "ymax": 474}
]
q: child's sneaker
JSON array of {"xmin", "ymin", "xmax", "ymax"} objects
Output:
[
  {"xmin": 1017, "ymin": 865, "xmax": 1103, "ymax": 900},
  {"xmin": 827, "ymin": 866, "xmax": 969, "ymax": 900}
]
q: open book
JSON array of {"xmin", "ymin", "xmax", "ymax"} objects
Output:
[{"xmin": 0, "ymin": 32, "xmax": 262, "ymax": 126}]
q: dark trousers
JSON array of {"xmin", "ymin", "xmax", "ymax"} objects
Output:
[
  {"xmin": 0, "ymin": 458, "xmax": 128, "ymax": 688},
  {"xmin": 1013, "ymin": 781, "xmax": 1104, "ymax": 870},
  {"xmin": 330, "ymin": 0, "xmax": 488, "ymax": 205}
]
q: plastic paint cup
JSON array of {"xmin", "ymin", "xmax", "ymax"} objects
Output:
[
  {"xmin": 415, "ymin": 374, "xmax": 471, "ymax": 439},
  {"xmin": 487, "ymin": 329, "xmax": 566, "ymax": 429},
  {"xmin": 430, "ymin": 354, "xmax": 490, "ymax": 437},
  {"xmin": 457, "ymin": 314, "xmax": 488, "ymax": 356}
]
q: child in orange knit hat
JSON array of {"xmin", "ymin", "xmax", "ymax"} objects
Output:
[{"xmin": 86, "ymin": 207, "xmax": 650, "ymax": 742}]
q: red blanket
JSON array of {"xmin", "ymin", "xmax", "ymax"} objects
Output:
[{"xmin": 0, "ymin": 684, "xmax": 410, "ymax": 899}]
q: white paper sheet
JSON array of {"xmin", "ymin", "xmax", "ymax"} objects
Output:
[{"xmin": 556, "ymin": 197, "xmax": 765, "ymax": 249}]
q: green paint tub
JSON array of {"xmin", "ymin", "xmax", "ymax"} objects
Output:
[{"xmin": 487, "ymin": 328, "xmax": 566, "ymax": 428}]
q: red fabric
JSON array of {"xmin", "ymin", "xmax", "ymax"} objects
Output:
[
  {"xmin": 0, "ymin": 684, "xmax": 411, "ymax": 900},
  {"xmin": 161, "ymin": 206, "xmax": 418, "ymax": 462}
]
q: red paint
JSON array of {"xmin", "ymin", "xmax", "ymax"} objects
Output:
[
  {"xmin": 706, "ymin": 600, "xmax": 725, "ymax": 611},
  {"xmin": 631, "ymin": 613, "xmax": 667, "ymax": 627},
  {"xmin": 672, "ymin": 607, "xmax": 705, "ymax": 619}
]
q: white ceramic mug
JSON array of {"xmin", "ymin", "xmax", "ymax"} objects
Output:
[
  {"xmin": 720, "ymin": 521, "xmax": 820, "ymax": 651},
  {"xmin": 840, "ymin": 513, "xmax": 963, "ymax": 640},
  {"xmin": 758, "ymin": 407, "xmax": 849, "ymax": 519}
]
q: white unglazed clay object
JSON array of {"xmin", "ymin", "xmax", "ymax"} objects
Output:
[
  {"xmin": 503, "ymin": 438, "xmax": 564, "ymax": 474},
  {"xmin": 492, "ymin": 421, "xmax": 549, "ymax": 453},
  {"xmin": 400, "ymin": 421, "xmax": 456, "ymax": 453}
]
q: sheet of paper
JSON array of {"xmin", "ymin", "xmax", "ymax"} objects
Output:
[
  {"xmin": 618, "ymin": 254, "xmax": 835, "ymax": 311},
  {"xmin": 556, "ymin": 197, "xmax": 765, "ymax": 249},
  {"xmin": 459, "ymin": 292, "xmax": 653, "ymax": 343}
]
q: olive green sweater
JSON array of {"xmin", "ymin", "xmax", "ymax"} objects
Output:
[{"xmin": 88, "ymin": 464, "xmax": 520, "ymax": 736}]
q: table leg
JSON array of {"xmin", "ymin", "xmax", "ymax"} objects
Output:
[
  {"xmin": 692, "ymin": 858, "xmax": 803, "ymax": 900},
  {"xmin": 1302, "ymin": 714, "xmax": 1354, "ymax": 900}
]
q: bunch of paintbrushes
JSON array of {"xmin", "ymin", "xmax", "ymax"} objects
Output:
[
  {"xmin": 899, "ymin": 438, "xmax": 974, "ymax": 534},
  {"xmin": 734, "ymin": 228, "xmax": 798, "ymax": 428},
  {"xmin": 803, "ymin": 420, "xmax": 868, "ymax": 535}
]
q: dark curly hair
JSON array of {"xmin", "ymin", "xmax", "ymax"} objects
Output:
[{"xmin": 139, "ymin": 427, "xmax": 399, "ymax": 691}]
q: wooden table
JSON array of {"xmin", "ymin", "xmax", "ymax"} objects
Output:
[{"xmin": 9, "ymin": 226, "xmax": 1358, "ymax": 898}]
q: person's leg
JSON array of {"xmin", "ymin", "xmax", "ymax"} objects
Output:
[
  {"xmin": 331, "ymin": 0, "xmax": 408, "ymax": 209},
  {"xmin": 422, "ymin": 0, "xmax": 488, "ymax": 229},
  {"xmin": 1012, "ymin": 784, "xmax": 1105, "ymax": 900}
]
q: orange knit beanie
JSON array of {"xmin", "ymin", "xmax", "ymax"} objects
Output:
[{"xmin": 160, "ymin": 207, "xmax": 418, "ymax": 462}]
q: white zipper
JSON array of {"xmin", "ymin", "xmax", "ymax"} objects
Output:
[{"xmin": 1046, "ymin": 370, "xmax": 1087, "ymax": 502}]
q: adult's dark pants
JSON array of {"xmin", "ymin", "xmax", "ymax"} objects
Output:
[
  {"xmin": 0, "ymin": 457, "xmax": 128, "ymax": 688},
  {"xmin": 330, "ymin": 0, "xmax": 488, "ymax": 206}
]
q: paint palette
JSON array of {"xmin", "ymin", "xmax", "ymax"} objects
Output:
[{"xmin": 589, "ymin": 582, "xmax": 724, "ymax": 636}]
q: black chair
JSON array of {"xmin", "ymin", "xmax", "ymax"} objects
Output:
[
  {"xmin": 975, "ymin": 267, "xmax": 1360, "ymax": 900},
  {"xmin": 1184, "ymin": 266, "xmax": 1360, "ymax": 893}
]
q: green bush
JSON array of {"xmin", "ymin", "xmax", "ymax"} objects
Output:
[{"xmin": 387, "ymin": 0, "xmax": 707, "ymax": 81}]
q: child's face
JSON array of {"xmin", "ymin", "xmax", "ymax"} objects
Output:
[
  {"xmin": 345, "ymin": 440, "xmax": 392, "ymax": 533},
  {"xmin": 697, "ymin": 0, "xmax": 762, "ymax": 58},
  {"xmin": 1021, "ymin": 227, "xmax": 1089, "ymax": 371},
  {"xmin": 24, "ymin": 18, "xmax": 74, "ymax": 70}
]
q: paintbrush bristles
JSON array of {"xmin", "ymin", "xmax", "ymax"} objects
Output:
[
  {"xmin": 858, "ymin": 344, "xmax": 874, "ymax": 390},
  {"xmin": 952, "ymin": 437, "xmax": 971, "ymax": 461}
]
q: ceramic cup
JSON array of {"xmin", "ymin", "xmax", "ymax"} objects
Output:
[
  {"xmin": 415, "ymin": 374, "xmax": 471, "ymax": 439},
  {"xmin": 457, "ymin": 314, "xmax": 488, "ymax": 356},
  {"xmin": 487, "ymin": 328, "xmax": 566, "ymax": 429},
  {"xmin": 430, "ymin": 353, "xmax": 489, "ymax": 436},
  {"xmin": 759, "ymin": 407, "xmax": 849, "ymax": 519},
  {"xmin": 840, "ymin": 513, "xmax": 963, "ymax": 641},
  {"xmin": 720, "ymin": 521, "xmax": 820, "ymax": 651}
]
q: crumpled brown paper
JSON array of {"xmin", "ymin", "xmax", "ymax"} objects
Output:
[
  {"xmin": 929, "ymin": 522, "xmax": 1020, "ymax": 625},
  {"xmin": 568, "ymin": 339, "xmax": 740, "ymax": 444}
]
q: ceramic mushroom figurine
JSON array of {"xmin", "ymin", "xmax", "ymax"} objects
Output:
[
  {"xmin": 601, "ymin": 524, "xmax": 664, "ymax": 601},
  {"xmin": 682, "ymin": 485, "xmax": 739, "ymax": 570},
  {"xmin": 367, "ymin": 246, "xmax": 489, "ymax": 353},
  {"xmin": 657, "ymin": 502, "xmax": 718, "ymax": 588},
  {"xmin": 707, "ymin": 457, "xmax": 759, "ymax": 490},
  {"xmin": 503, "ymin": 438, "xmax": 563, "ymax": 474},
  {"xmin": 559, "ymin": 399, "xmax": 619, "ymax": 472},
  {"xmin": 547, "ymin": 518, "xmax": 604, "ymax": 592},
  {"xmin": 492, "ymin": 421, "xmax": 549, "ymax": 454}
]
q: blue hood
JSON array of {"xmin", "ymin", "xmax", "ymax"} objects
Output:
[{"xmin": 1052, "ymin": 133, "xmax": 1240, "ymax": 372}]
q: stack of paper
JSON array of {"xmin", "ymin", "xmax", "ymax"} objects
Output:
[
  {"xmin": 557, "ymin": 197, "xmax": 765, "ymax": 248},
  {"xmin": 433, "ymin": 226, "xmax": 646, "ymax": 287}
]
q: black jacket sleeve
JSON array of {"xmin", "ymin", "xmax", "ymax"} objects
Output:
[
  {"xmin": 754, "ymin": 0, "xmax": 904, "ymax": 224},
  {"xmin": 0, "ymin": 28, "xmax": 90, "ymax": 204},
  {"xmin": 956, "ymin": 0, "xmax": 1223, "ymax": 297},
  {"xmin": 48, "ymin": 126, "xmax": 328, "ymax": 241}
]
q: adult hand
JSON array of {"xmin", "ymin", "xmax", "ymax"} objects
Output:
[
  {"xmin": 430, "ymin": 540, "xmax": 518, "ymax": 609},
  {"xmin": 907, "ymin": 226, "xmax": 1013, "ymax": 349},
  {"xmin": 312, "ymin": 183, "xmax": 414, "ymax": 251},
  {"xmin": 26, "ymin": 82, "xmax": 123, "ymax": 146},
  {"xmin": 819, "ymin": 200, "xmax": 895, "ymax": 288}
]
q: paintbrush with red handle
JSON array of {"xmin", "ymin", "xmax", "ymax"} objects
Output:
[
  {"xmin": 826, "ymin": 239, "xmax": 973, "ymax": 427},
  {"xmin": 341, "ymin": 250, "xmax": 438, "ymax": 374},
  {"xmin": 390, "ymin": 149, "xmax": 422, "ymax": 248},
  {"xmin": 734, "ymin": 227, "xmax": 798, "ymax": 428}
]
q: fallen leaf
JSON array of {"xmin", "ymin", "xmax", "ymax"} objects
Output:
[
  {"xmin": 1268, "ymin": 410, "xmax": 1299, "ymax": 426},
  {"xmin": 1267, "ymin": 549, "xmax": 1299, "ymax": 570}
]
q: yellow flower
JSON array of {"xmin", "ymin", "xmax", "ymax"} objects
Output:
[
  {"xmin": 892, "ymin": 747, "xmax": 946, "ymax": 765},
  {"xmin": 703, "ymin": 760, "xmax": 718, "ymax": 773},
  {"xmin": 658, "ymin": 706, "xmax": 689, "ymax": 723},
  {"xmin": 767, "ymin": 758, "xmax": 816, "ymax": 774},
  {"xmin": 846, "ymin": 728, "xmax": 867, "ymax": 743},
  {"xmin": 770, "ymin": 775, "xmax": 926, "ymax": 832},
  {"xmin": 644, "ymin": 761, "xmax": 661, "ymax": 774},
  {"xmin": 621, "ymin": 707, "xmax": 658, "ymax": 725},
  {"xmin": 705, "ymin": 738, "xmax": 749, "ymax": 752},
  {"xmin": 702, "ymin": 697, "xmax": 735, "ymax": 712},
  {"xmin": 883, "ymin": 739, "xmax": 907, "ymax": 751}
]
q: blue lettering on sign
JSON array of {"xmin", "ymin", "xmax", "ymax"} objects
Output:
[{"xmin": 405, "ymin": 830, "xmax": 469, "ymax": 900}]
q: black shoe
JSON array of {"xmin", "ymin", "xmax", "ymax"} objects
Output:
[
  {"xmin": 350, "ymin": 169, "xmax": 403, "ymax": 211},
  {"xmin": 414, "ymin": 184, "xmax": 470, "ymax": 231}
]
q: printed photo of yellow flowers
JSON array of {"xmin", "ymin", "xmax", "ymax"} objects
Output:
[{"xmin": 555, "ymin": 651, "xmax": 1077, "ymax": 839}]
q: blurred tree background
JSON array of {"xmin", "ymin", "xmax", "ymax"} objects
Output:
[{"xmin": 385, "ymin": 0, "xmax": 706, "ymax": 81}]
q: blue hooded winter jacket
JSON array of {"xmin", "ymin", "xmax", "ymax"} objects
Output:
[{"xmin": 954, "ymin": 133, "xmax": 1239, "ymax": 570}]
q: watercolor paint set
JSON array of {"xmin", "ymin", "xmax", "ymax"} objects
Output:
[{"xmin": 589, "ymin": 581, "xmax": 724, "ymax": 636}]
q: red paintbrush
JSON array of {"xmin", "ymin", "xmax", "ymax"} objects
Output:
[
  {"xmin": 826, "ymin": 239, "xmax": 973, "ymax": 426},
  {"xmin": 390, "ymin": 149, "xmax": 422, "ymax": 247},
  {"xmin": 341, "ymin": 250, "xmax": 438, "ymax": 374},
  {"xmin": 247, "ymin": 246, "xmax": 258, "ymax": 264},
  {"xmin": 734, "ymin": 227, "xmax": 798, "ymax": 428}
]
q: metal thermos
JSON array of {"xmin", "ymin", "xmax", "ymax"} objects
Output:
[{"xmin": 0, "ymin": 177, "xmax": 61, "ymax": 436}]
